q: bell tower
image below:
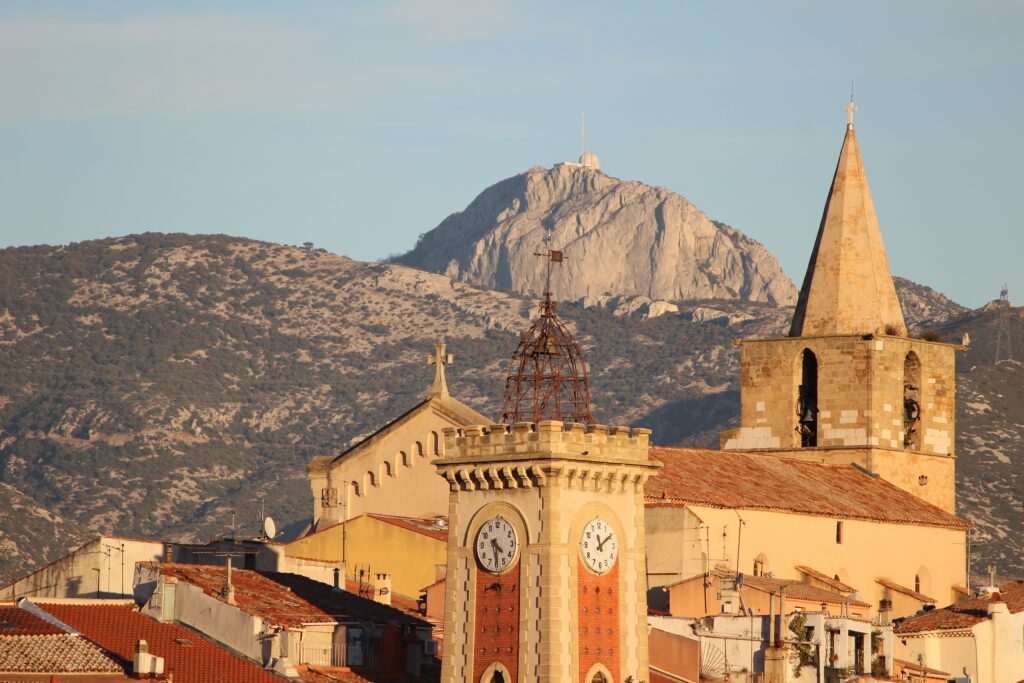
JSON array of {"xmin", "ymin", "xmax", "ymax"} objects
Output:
[
  {"xmin": 436, "ymin": 249, "xmax": 659, "ymax": 682},
  {"xmin": 721, "ymin": 101, "xmax": 961, "ymax": 513}
]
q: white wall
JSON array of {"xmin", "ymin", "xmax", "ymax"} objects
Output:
[{"xmin": 0, "ymin": 536, "xmax": 164, "ymax": 600}]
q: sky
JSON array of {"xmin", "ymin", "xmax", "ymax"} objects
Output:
[{"xmin": 1, "ymin": 1, "xmax": 1021, "ymax": 308}]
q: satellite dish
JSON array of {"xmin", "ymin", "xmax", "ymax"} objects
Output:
[{"xmin": 262, "ymin": 516, "xmax": 277, "ymax": 540}]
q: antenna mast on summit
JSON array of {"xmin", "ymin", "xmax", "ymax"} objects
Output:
[
  {"xmin": 995, "ymin": 284, "xmax": 1013, "ymax": 363},
  {"xmin": 580, "ymin": 112, "xmax": 585, "ymax": 157}
]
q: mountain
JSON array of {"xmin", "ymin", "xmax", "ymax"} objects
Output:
[
  {"xmin": 0, "ymin": 234, "xmax": 1018, "ymax": 585},
  {"xmin": 395, "ymin": 163, "xmax": 798, "ymax": 306}
]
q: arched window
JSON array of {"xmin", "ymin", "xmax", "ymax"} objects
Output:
[
  {"xmin": 836, "ymin": 521, "xmax": 844, "ymax": 544},
  {"xmin": 753, "ymin": 553, "xmax": 769, "ymax": 577},
  {"xmin": 400, "ymin": 450, "xmax": 410, "ymax": 467},
  {"xmin": 903, "ymin": 352, "xmax": 922, "ymax": 450},
  {"xmin": 491, "ymin": 672, "xmax": 505, "ymax": 683},
  {"xmin": 592, "ymin": 673, "xmax": 608, "ymax": 683},
  {"xmin": 914, "ymin": 574, "xmax": 921, "ymax": 594},
  {"xmin": 431, "ymin": 431, "xmax": 440, "ymax": 456},
  {"xmin": 366, "ymin": 471, "xmax": 377, "ymax": 488},
  {"xmin": 381, "ymin": 461, "xmax": 393, "ymax": 479},
  {"xmin": 415, "ymin": 441, "xmax": 425, "ymax": 457},
  {"xmin": 352, "ymin": 481, "xmax": 361, "ymax": 497},
  {"xmin": 797, "ymin": 349, "xmax": 818, "ymax": 447}
]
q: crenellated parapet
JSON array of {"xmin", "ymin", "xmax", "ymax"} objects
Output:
[
  {"xmin": 441, "ymin": 420, "xmax": 651, "ymax": 462},
  {"xmin": 436, "ymin": 420, "xmax": 658, "ymax": 493}
]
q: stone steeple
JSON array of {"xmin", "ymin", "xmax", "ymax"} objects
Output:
[{"xmin": 789, "ymin": 102, "xmax": 907, "ymax": 337}]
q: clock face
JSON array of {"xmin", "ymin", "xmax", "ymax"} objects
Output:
[
  {"xmin": 474, "ymin": 516, "xmax": 519, "ymax": 573},
  {"xmin": 580, "ymin": 517, "xmax": 618, "ymax": 574}
]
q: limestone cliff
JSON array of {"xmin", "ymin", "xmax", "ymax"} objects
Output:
[{"xmin": 396, "ymin": 164, "xmax": 798, "ymax": 305}]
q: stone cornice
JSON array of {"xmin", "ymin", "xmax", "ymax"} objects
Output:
[
  {"xmin": 437, "ymin": 461, "xmax": 653, "ymax": 494},
  {"xmin": 435, "ymin": 420, "xmax": 659, "ymax": 493}
]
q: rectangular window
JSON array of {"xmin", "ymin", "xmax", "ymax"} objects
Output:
[{"xmin": 836, "ymin": 521, "xmax": 844, "ymax": 544}]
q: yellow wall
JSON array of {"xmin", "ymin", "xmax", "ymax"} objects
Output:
[
  {"xmin": 646, "ymin": 504, "xmax": 966, "ymax": 621},
  {"xmin": 285, "ymin": 515, "xmax": 447, "ymax": 599}
]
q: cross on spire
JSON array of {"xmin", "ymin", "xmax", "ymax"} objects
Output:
[
  {"xmin": 845, "ymin": 98, "xmax": 857, "ymax": 128},
  {"xmin": 427, "ymin": 341, "xmax": 452, "ymax": 398},
  {"xmin": 534, "ymin": 235, "xmax": 566, "ymax": 315}
]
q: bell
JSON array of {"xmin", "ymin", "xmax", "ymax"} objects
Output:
[{"xmin": 800, "ymin": 406, "xmax": 816, "ymax": 424}]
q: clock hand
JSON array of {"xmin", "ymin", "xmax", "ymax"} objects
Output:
[
  {"xmin": 490, "ymin": 538, "xmax": 504, "ymax": 565},
  {"xmin": 596, "ymin": 534, "xmax": 608, "ymax": 552}
]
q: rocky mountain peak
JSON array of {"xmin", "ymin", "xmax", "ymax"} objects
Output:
[{"xmin": 396, "ymin": 163, "xmax": 798, "ymax": 306}]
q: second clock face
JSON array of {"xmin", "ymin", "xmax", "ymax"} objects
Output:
[
  {"xmin": 475, "ymin": 516, "xmax": 519, "ymax": 573},
  {"xmin": 580, "ymin": 517, "xmax": 618, "ymax": 574}
]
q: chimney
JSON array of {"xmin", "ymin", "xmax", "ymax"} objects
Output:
[
  {"xmin": 133, "ymin": 639, "xmax": 165, "ymax": 676},
  {"xmin": 333, "ymin": 566, "xmax": 347, "ymax": 592},
  {"xmin": 222, "ymin": 555, "xmax": 236, "ymax": 606},
  {"xmin": 164, "ymin": 544, "xmax": 173, "ymax": 563},
  {"xmin": 373, "ymin": 573, "xmax": 392, "ymax": 606}
]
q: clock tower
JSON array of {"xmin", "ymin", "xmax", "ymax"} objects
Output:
[
  {"xmin": 435, "ymin": 249, "xmax": 660, "ymax": 683},
  {"xmin": 436, "ymin": 420, "xmax": 657, "ymax": 683}
]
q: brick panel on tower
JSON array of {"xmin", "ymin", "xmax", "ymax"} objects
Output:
[
  {"xmin": 577, "ymin": 559, "xmax": 620, "ymax": 683},
  {"xmin": 473, "ymin": 562, "xmax": 520, "ymax": 681}
]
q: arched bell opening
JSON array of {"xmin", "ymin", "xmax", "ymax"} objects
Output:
[
  {"xmin": 903, "ymin": 351, "xmax": 922, "ymax": 450},
  {"xmin": 796, "ymin": 349, "xmax": 819, "ymax": 447}
]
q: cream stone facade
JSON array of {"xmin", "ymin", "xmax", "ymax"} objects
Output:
[
  {"xmin": 436, "ymin": 421, "xmax": 659, "ymax": 683},
  {"xmin": 722, "ymin": 109, "xmax": 961, "ymax": 514},
  {"xmin": 306, "ymin": 343, "xmax": 489, "ymax": 529}
]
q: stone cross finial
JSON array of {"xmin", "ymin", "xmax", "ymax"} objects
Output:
[
  {"xmin": 427, "ymin": 342, "xmax": 452, "ymax": 398},
  {"xmin": 988, "ymin": 564, "xmax": 997, "ymax": 588},
  {"xmin": 845, "ymin": 98, "xmax": 857, "ymax": 128}
]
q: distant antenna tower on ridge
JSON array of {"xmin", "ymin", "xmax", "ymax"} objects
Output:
[
  {"xmin": 577, "ymin": 111, "xmax": 601, "ymax": 170},
  {"xmin": 995, "ymin": 284, "xmax": 1013, "ymax": 363}
]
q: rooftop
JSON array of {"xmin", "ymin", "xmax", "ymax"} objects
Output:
[
  {"xmin": 367, "ymin": 514, "xmax": 448, "ymax": 542},
  {"xmin": 35, "ymin": 601, "xmax": 282, "ymax": 683},
  {"xmin": 876, "ymin": 577, "xmax": 937, "ymax": 604},
  {"xmin": 895, "ymin": 580, "xmax": 1024, "ymax": 634},
  {"xmin": 741, "ymin": 575, "xmax": 869, "ymax": 608},
  {"xmin": 0, "ymin": 605, "xmax": 66, "ymax": 636},
  {"xmin": 795, "ymin": 565, "xmax": 857, "ymax": 594},
  {"xmin": 646, "ymin": 447, "xmax": 970, "ymax": 530},
  {"xmin": 0, "ymin": 633, "xmax": 123, "ymax": 674},
  {"xmin": 149, "ymin": 564, "xmax": 428, "ymax": 630}
]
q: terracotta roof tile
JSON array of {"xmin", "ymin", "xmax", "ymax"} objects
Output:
[
  {"xmin": 646, "ymin": 447, "xmax": 970, "ymax": 530},
  {"xmin": 895, "ymin": 580, "xmax": 1024, "ymax": 634},
  {"xmin": 366, "ymin": 514, "xmax": 448, "ymax": 542},
  {"xmin": 150, "ymin": 564, "xmax": 429, "ymax": 631},
  {"xmin": 794, "ymin": 566, "xmax": 857, "ymax": 594},
  {"xmin": 37, "ymin": 603, "xmax": 281, "ymax": 683},
  {"xmin": 741, "ymin": 575, "xmax": 869, "ymax": 607},
  {"xmin": 876, "ymin": 578, "xmax": 937, "ymax": 604},
  {"xmin": 0, "ymin": 633, "xmax": 122, "ymax": 673},
  {"xmin": 0, "ymin": 606, "xmax": 66, "ymax": 636}
]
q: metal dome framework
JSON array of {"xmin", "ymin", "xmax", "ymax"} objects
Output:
[{"xmin": 500, "ymin": 248, "xmax": 593, "ymax": 425}]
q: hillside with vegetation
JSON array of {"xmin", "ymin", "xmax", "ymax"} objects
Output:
[{"xmin": 0, "ymin": 233, "xmax": 1019, "ymax": 586}]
